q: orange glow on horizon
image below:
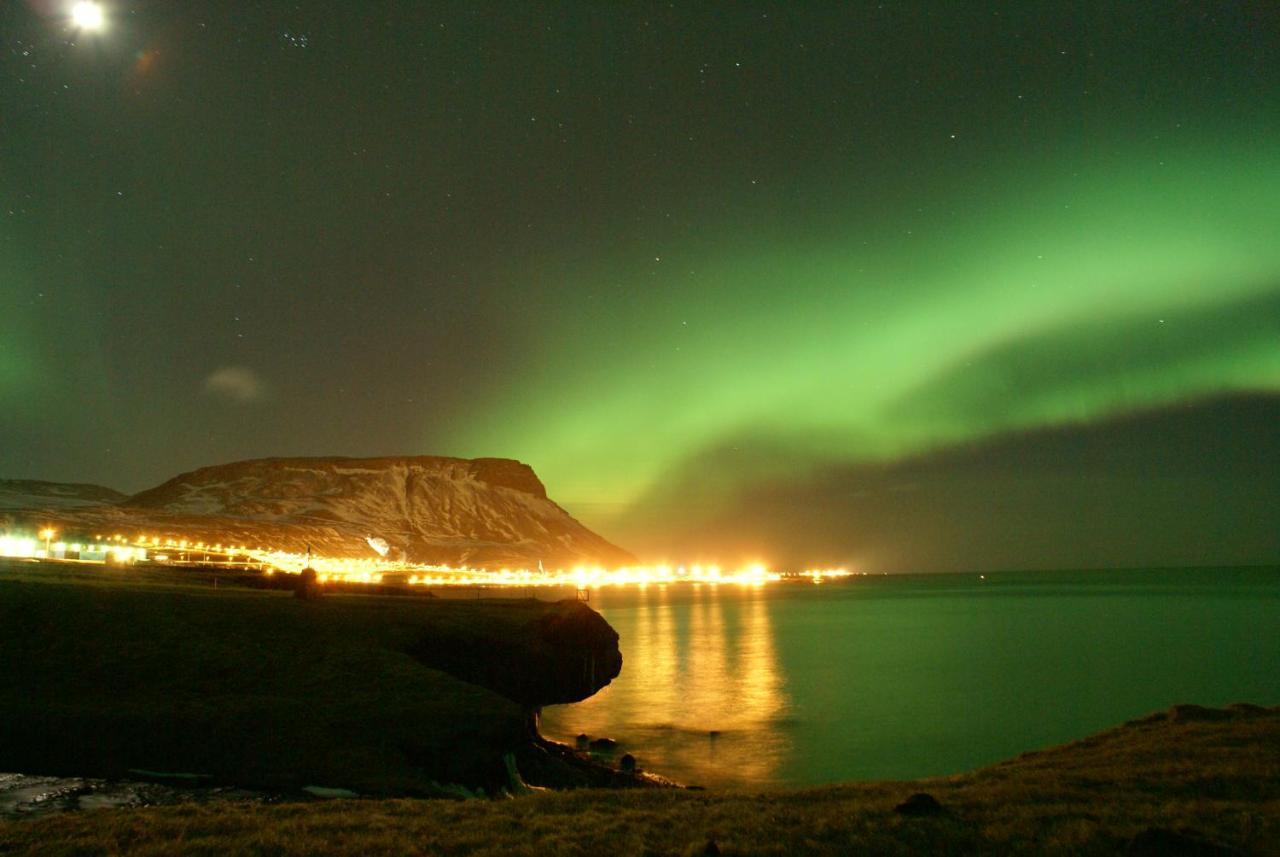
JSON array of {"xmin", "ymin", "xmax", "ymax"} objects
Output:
[{"xmin": 2, "ymin": 526, "xmax": 856, "ymax": 586}]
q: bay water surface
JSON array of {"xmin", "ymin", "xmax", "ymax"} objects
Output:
[{"xmin": 540, "ymin": 567, "xmax": 1280, "ymax": 788}]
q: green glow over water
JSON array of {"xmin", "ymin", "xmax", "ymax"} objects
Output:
[{"xmin": 542, "ymin": 568, "xmax": 1280, "ymax": 787}]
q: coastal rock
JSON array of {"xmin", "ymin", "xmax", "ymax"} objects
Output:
[
  {"xmin": 0, "ymin": 573, "xmax": 622, "ymax": 796},
  {"xmin": 589, "ymin": 737, "xmax": 619, "ymax": 752},
  {"xmin": 407, "ymin": 599, "xmax": 622, "ymax": 708},
  {"xmin": 511, "ymin": 738, "xmax": 667, "ymax": 790},
  {"xmin": 894, "ymin": 792, "xmax": 944, "ymax": 816}
]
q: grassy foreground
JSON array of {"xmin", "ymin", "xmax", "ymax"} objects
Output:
[
  {"xmin": 2, "ymin": 704, "xmax": 1278, "ymax": 855},
  {"xmin": 0, "ymin": 561, "xmax": 619, "ymax": 795},
  {"xmin": 3, "ymin": 562, "xmax": 1278, "ymax": 854}
]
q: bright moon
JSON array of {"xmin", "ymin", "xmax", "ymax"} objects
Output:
[{"xmin": 70, "ymin": 1, "xmax": 105, "ymax": 31}]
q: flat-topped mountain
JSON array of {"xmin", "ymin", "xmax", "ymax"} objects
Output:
[{"xmin": 3, "ymin": 456, "xmax": 632, "ymax": 569}]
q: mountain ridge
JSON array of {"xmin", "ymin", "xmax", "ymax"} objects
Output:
[
  {"xmin": 2, "ymin": 456, "xmax": 632, "ymax": 569},
  {"xmin": 0, "ymin": 480, "xmax": 126, "ymax": 510}
]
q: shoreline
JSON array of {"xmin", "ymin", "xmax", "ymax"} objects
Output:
[
  {"xmin": 5, "ymin": 560, "xmax": 1279, "ymax": 852},
  {"xmin": 2, "ymin": 703, "xmax": 1276, "ymax": 854}
]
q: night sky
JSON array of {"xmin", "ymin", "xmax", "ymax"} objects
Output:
[{"xmin": 3, "ymin": 2, "xmax": 1278, "ymax": 571}]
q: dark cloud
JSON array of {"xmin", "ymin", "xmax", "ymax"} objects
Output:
[{"xmin": 612, "ymin": 394, "xmax": 1280, "ymax": 573}]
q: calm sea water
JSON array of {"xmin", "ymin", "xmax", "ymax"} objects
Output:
[{"xmin": 540, "ymin": 567, "xmax": 1280, "ymax": 789}]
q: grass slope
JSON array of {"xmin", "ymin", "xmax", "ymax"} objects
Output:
[
  {"xmin": 2, "ymin": 562, "xmax": 1277, "ymax": 854},
  {"xmin": 0, "ymin": 562, "xmax": 617, "ymax": 795},
  {"xmin": 1, "ymin": 704, "xmax": 1277, "ymax": 855}
]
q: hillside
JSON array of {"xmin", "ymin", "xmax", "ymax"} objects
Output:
[
  {"xmin": 0, "ymin": 479, "xmax": 125, "ymax": 510},
  {"xmin": 2, "ymin": 700, "xmax": 1277, "ymax": 854},
  {"xmin": 2, "ymin": 456, "xmax": 632, "ymax": 569}
]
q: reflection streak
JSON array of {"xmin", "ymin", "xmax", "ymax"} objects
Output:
[{"xmin": 543, "ymin": 586, "xmax": 791, "ymax": 787}]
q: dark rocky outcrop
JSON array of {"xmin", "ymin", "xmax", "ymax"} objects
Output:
[
  {"xmin": 406, "ymin": 599, "xmax": 623, "ymax": 708},
  {"xmin": 894, "ymin": 792, "xmax": 944, "ymax": 817},
  {"xmin": 0, "ymin": 569, "xmax": 629, "ymax": 796},
  {"xmin": 511, "ymin": 738, "xmax": 670, "ymax": 790}
]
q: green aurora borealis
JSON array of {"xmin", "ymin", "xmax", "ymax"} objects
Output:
[
  {"xmin": 3, "ymin": 2, "xmax": 1278, "ymax": 569},
  {"xmin": 457, "ymin": 143, "xmax": 1280, "ymax": 519}
]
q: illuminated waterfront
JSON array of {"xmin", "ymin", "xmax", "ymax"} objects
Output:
[
  {"xmin": 0, "ymin": 528, "xmax": 850, "ymax": 586},
  {"xmin": 6, "ymin": 527, "xmax": 1277, "ymax": 791}
]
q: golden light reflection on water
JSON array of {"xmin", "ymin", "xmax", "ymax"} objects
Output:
[{"xmin": 541, "ymin": 585, "xmax": 791, "ymax": 788}]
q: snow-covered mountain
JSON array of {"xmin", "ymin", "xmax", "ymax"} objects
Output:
[{"xmin": 2, "ymin": 457, "xmax": 633, "ymax": 569}]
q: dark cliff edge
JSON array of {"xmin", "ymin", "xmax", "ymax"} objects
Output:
[
  {"xmin": 403, "ymin": 597, "xmax": 656, "ymax": 791},
  {"xmin": 406, "ymin": 599, "xmax": 623, "ymax": 708},
  {"xmin": 0, "ymin": 562, "xmax": 648, "ymax": 798}
]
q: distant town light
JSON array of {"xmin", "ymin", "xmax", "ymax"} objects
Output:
[
  {"xmin": 70, "ymin": 1, "xmax": 105, "ymax": 31},
  {"xmin": 0, "ymin": 536, "xmax": 37, "ymax": 558}
]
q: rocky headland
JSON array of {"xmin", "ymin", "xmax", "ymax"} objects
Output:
[{"xmin": 0, "ymin": 562, "xmax": 646, "ymax": 797}]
